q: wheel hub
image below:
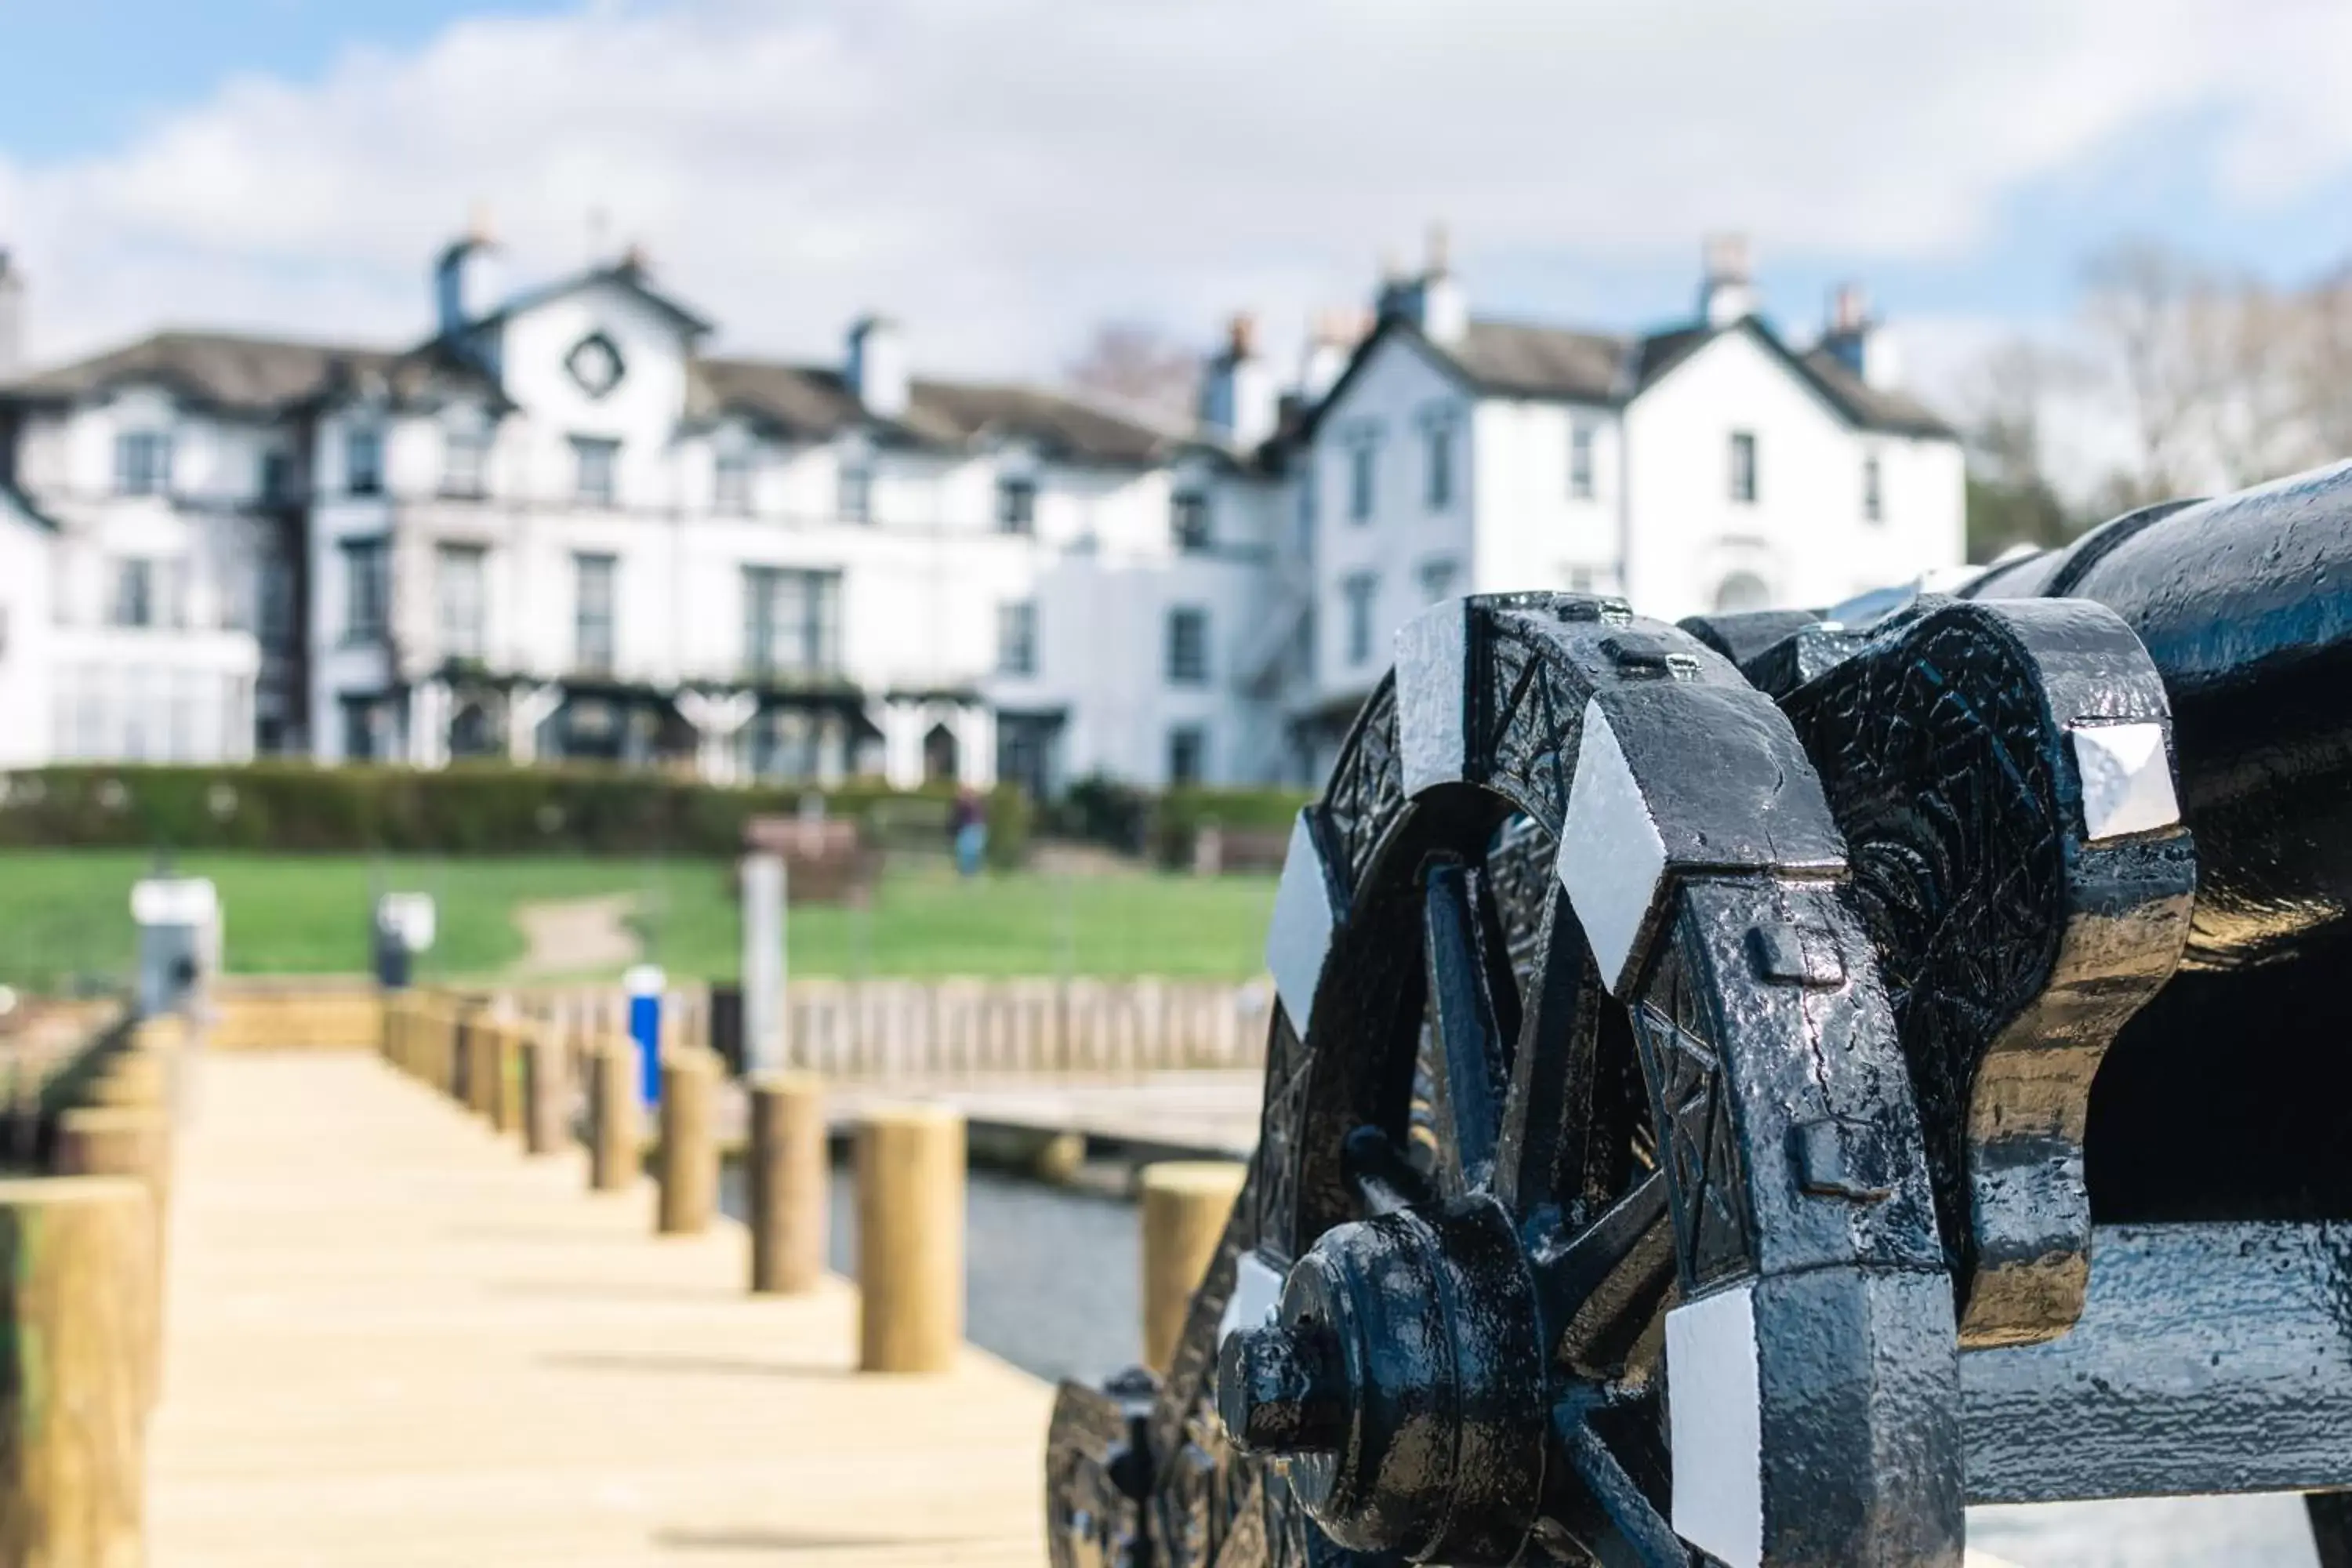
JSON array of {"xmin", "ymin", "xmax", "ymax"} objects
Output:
[{"xmin": 1218, "ymin": 1195, "xmax": 1546, "ymax": 1564}]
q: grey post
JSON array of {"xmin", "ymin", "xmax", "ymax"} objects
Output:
[{"xmin": 741, "ymin": 851, "xmax": 788, "ymax": 1076}]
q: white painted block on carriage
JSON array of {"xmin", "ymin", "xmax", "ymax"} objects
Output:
[
  {"xmin": 1557, "ymin": 696, "xmax": 1668, "ymax": 996},
  {"xmin": 1395, "ymin": 598, "xmax": 1470, "ymax": 797},
  {"xmin": 1668, "ymin": 1281, "xmax": 1764, "ymax": 1568},
  {"xmin": 1217, "ymin": 1250, "xmax": 1287, "ymax": 1348},
  {"xmin": 2070, "ymin": 720, "xmax": 2179, "ymax": 843},
  {"xmin": 1266, "ymin": 811, "xmax": 1340, "ymax": 1034}
]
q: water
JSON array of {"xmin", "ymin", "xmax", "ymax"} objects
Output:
[{"xmin": 728, "ymin": 1165, "xmax": 2322, "ymax": 1566}]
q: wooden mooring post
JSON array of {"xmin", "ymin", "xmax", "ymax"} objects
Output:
[
  {"xmin": 656, "ymin": 1050, "xmax": 719, "ymax": 1235},
  {"xmin": 1140, "ymin": 1161, "xmax": 1247, "ymax": 1374},
  {"xmin": 589, "ymin": 1041, "xmax": 639, "ymax": 1193},
  {"xmin": 856, "ymin": 1104, "xmax": 964, "ymax": 1374},
  {"xmin": 748, "ymin": 1073, "xmax": 826, "ymax": 1294},
  {"xmin": 521, "ymin": 1029, "xmax": 568, "ymax": 1156},
  {"xmin": 0, "ymin": 1175, "xmax": 149, "ymax": 1566}
]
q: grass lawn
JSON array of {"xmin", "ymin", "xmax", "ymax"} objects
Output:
[{"xmin": 0, "ymin": 849, "xmax": 1278, "ymax": 987}]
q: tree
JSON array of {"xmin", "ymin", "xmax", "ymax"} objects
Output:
[
  {"xmin": 1960, "ymin": 339, "xmax": 2084, "ymax": 562},
  {"xmin": 1064, "ymin": 321, "xmax": 1200, "ymax": 431}
]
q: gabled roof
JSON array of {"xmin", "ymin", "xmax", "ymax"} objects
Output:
[
  {"xmin": 472, "ymin": 259, "xmax": 714, "ymax": 339},
  {"xmin": 691, "ymin": 358, "xmax": 1180, "ymax": 467},
  {"xmin": 0, "ymin": 329, "xmax": 502, "ymax": 416},
  {"xmin": 1309, "ymin": 310, "xmax": 1955, "ymax": 441}
]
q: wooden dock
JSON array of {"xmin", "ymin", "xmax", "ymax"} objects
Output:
[{"xmin": 148, "ymin": 1051, "xmax": 1051, "ymax": 1567}]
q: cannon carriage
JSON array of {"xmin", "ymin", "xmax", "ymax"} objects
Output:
[{"xmin": 1047, "ymin": 461, "xmax": 2352, "ymax": 1566}]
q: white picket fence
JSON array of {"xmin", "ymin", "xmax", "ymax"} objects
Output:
[{"xmin": 508, "ymin": 976, "xmax": 1273, "ymax": 1083}]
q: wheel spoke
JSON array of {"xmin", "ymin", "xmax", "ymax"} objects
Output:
[
  {"xmin": 1423, "ymin": 858, "xmax": 1508, "ymax": 1192},
  {"xmin": 1496, "ymin": 883, "xmax": 1599, "ymax": 1213},
  {"xmin": 1535, "ymin": 1171, "xmax": 1675, "ymax": 1377},
  {"xmin": 1342, "ymin": 1123, "xmax": 1436, "ymax": 1218},
  {"xmin": 1551, "ymin": 1401, "xmax": 1688, "ymax": 1568}
]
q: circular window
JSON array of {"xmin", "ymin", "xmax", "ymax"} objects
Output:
[{"xmin": 565, "ymin": 332, "xmax": 626, "ymax": 398}]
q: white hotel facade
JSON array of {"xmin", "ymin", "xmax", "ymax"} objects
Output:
[{"xmin": 0, "ymin": 234, "xmax": 1962, "ymax": 793}]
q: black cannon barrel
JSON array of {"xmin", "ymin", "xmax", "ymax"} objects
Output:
[
  {"xmin": 1967, "ymin": 459, "xmax": 2352, "ymax": 1221},
  {"xmin": 1968, "ymin": 459, "xmax": 2352, "ymax": 974}
]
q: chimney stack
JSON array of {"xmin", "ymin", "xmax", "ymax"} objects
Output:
[
  {"xmin": 1200, "ymin": 311, "xmax": 1279, "ymax": 450},
  {"xmin": 1699, "ymin": 232, "xmax": 1759, "ymax": 328},
  {"xmin": 1373, "ymin": 223, "xmax": 1468, "ymax": 346},
  {"xmin": 0, "ymin": 250, "xmax": 22, "ymax": 382},
  {"xmin": 434, "ymin": 210, "xmax": 503, "ymax": 339},
  {"xmin": 1820, "ymin": 281, "xmax": 1902, "ymax": 389},
  {"xmin": 847, "ymin": 314, "xmax": 910, "ymax": 419},
  {"xmin": 1299, "ymin": 307, "xmax": 1370, "ymax": 404}
]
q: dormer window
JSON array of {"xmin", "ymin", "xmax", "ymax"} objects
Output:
[
  {"xmin": 346, "ymin": 428, "xmax": 384, "ymax": 496},
  {"xmin": 565, "ymin": 332, "xmax": 626, "ymax": 399},
  {"xmin": 997, "ymin": 476, "xmax": 1037, "ymax": 535},
  {"xmin": 114, "ymin": 431, "xmax": 172, "ymax": 497},
  {"xmin": 838, "ymin": 463, "xmax": 872, "ymax": 524}
]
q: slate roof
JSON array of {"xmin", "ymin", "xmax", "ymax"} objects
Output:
[
  {"xmin": 689, "ymin": 359, "xmax": 1179, "ymax": 466},
  {"xmin": 5, "ymin": 331, "xmax": 1183, "ymax": 467},
  {"xmin": 0, "ymin": 330, "xmax": 499, "ymax": 415},
  {"xmin": 1323, "ymin": 313, "xmax": 1955, "ymax": 441}
]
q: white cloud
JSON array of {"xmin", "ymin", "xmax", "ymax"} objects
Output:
[{"xmin": 5, "ymin": 0, "xmax": 2352, "ymax": 383}]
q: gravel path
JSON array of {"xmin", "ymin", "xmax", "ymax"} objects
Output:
[{"xmin": 508, "ymin": 892, "xmax": 641, "ymax": 976}]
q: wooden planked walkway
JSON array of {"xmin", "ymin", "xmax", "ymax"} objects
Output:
[{"xmin": 148, "ymin": 1051, "xmax": 1051, "ymax": 1567}]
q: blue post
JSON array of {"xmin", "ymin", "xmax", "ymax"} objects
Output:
[{"xmin": 625, "ymin": 963, "xmax": 666, "ymax": 1106}]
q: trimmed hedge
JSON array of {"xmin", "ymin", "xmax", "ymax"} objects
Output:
[{"xmin": 0, "ymin": 763, "xmax": 1035, "ymax": 866}]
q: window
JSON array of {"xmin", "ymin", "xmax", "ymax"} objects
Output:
[
  {"xmin": 1862, "ymin": 452, "xmax": 1883, "ymax": 523},
  {"xmin": 436, "ymin": 544, "xmax": 487, "ymax": 660},
  {"xmin": 340, "ymin": 538, "xmax": 390, "ymax": 643},
  {"xmin": 572, "ymin": 437, "xmax": 620, "ymax": 506},
  {"xmin": 1729, "ymin": 430, "xmax": 1758, "ymax": 504},
  {"xmin": 442, "ymin": 426, "xmax": 490, "ymax": 499},
  {"xmin": 996, "ymin": 600, "xmax": 1038, "ymax": 676},
  {"xmin": 258, "ymin": 554, "xmax": 295, "ymax": 649},
  {"xmin": 1166, "ymin": 606, "xmax": 1209, "ymax": 686},
  {"xmin": 340, "ymin": 696, "xmax": 381, "ymax": 763},
  {"xmin": 838, "ymin": 464, "xmax": 872, "ymax": 524},
  {"xmin": 1418, "ymin": 557, "xmax": 1460, "ymax": 604},
  {"xmin": 110, "ymin": 559, "xmax": 155, "ymax": 628},
  {"xmin": 260, "ymin": 451, "xmax": 293, "ymax": 505},
  {"xmin": 1713, "ymin": 571, "xmax": 1772, "ymax": 612},
  {"xmin": 742, "ymin": 567, "xmax": 843, "ymax": 678},
  {"xmin": 998, "ymin": 476, "xmax": 1038, "ymax": 535},
  {"xmin": 714, "ymin": 450, "xmax": 753, "ymax": 516},
  {"xmin": 1341, "ymin": 572, "xmax": 1378, "ymax": 667},
  {"xmin": 346, "ymin": 428, "xmax": 383, "ymax": 496},
  {"xmin": 114, "ymin": 431, "xmax": 172, "ymax": 497},
  {"xmin": 1168, "ymin": 726, "xmax": 1207, "ymax": 786},
  {"xmin": 1171, "ymin": 492, "xmax": 1211, "ymax": 552},
  {"xmin": 1570, "ymin": 421, "xmax": 1595, "ymax": 500},
  {"xmin": 1347, "ymin": 439, "xmax": 1377, "ymax": 521},
  {"xmin": 1425, "ymin": 422, "xmax": 1453, "ymax": 510},
  {"xmin": 574, "ymin": 553, "xmax": 616, "ymax": 673}
]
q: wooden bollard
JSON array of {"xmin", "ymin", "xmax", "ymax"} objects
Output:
[
  {"xmin": 53, "ymin": 1107, "xmax": 172, "ymax": 1410},
  {"xmin": 464, "ymin": 1014, "xmax": 500, "ymax": 1119},
  {"xmin": 656, "ymin": 1051, "xmax": 719, "ymax": 1236},
  {"xmin": 0, "ymin": 1175, "xmax": 148, "ymax": 1563},
  {"xmin": 856, "ymin": 1105, "xmax": 964, "ymax": 1374},
  {"xmin": 522, "ymin": 1031, "xmax": 568, "ymax": 1156},
  {"xmin": 589, "ymin": 1041, "xmax": 639, "ymax": 1193},
  {"xmin": 1140, "ymin": 1160, "xmax": 1247, "ymax": 1374},
  {"xmin": 749, "ymin": 1073, "xmax": 826, "ymax": 1294},
  {"xmin": 491, "ymin": 1025, "xmax": 524, "ymax": 1137}
]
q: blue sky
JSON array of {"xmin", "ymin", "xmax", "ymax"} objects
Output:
[{"xmin": 4, "ymin": 0, "xmax": 2351, "ymax": 417}]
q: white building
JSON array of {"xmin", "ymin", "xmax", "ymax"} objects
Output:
[
  {"xmin": 1288, "ymin": 234, "xmax": 1964, "ymax": 768},
  {"xmin": 0, "ymin": 231, "xmax": 1962, "ymax": 793},
  {"xmin": 0, "ymin": 240, "xmax": 1287, "ymax": 792}
]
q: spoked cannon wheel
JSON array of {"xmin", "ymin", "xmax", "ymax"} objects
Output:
[{"xmin": 1050, "ymin": 593, "xmax": 1965, "ymax": 1568}]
